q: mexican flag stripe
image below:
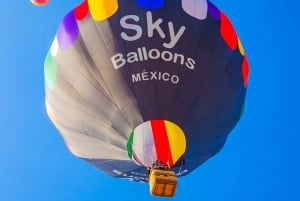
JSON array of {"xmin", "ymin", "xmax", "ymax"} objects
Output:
[{"xmin": 150, "ymin": 120, "xmax": 174, "ymax": 166}]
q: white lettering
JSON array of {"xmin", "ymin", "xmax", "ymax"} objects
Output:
[
  {"xmin": 161, "ymin": 51, "xmax": 173, "ymax": 61},
  {"xmin": 148, "ymin": 49, "xmax": 160, "ymax": 59},
  {"xmin": 127, "ymin": 52, "xmax": 139, "ymax": 63},
  {"xmin": 146, "ymin": 11, "xmax": 165, "ymax": 39},
  {"xmin": 185, "ymin": 58, "xmax": 196, "ymax": 70},
  {"xmin": 171, "ymin": 75, "xmax": 180, "ymax": 84},
  {"xmin": 120, "ymin": 15, "xmax": 142, "ymax": 41},
  {"xmin": 132, "ymin": 70, "xmax": 180, "ymax": 84},
  {"xmin": 110, "ymin": 46, "xmax": 196, "ymax": 70},
  {"xmin": 163, "ymin": 22, "xmax": 186, "ymax": 49},
  {"xmin": 150, "ymin": 71, "xmax": 157, "ymax": 80},
  {"xmin": 162, "ymin": 72, "xmax": 170, "ymax": 81},
  {"xmin": 119, "ymin": 12, "xmax": 186, "ymax": 48},
  {"xmin": 141, "ymin": 70, "xmax": 149, "ymax": 80},
  {"xmin": 111, "ymin": 53, "xmax": 126, "ymax": 69},
  {"xmin": 173, "ymin": 53, "xmax": 185, "ymax": 65},
  {"xmin": 132, "ymin": 73, "xmax": 141, "ymax": 82}
]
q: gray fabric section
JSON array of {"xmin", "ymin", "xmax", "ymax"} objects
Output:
[{"xmin": 45, "ymin": 14, "xmax": 143, "ymax": 160}]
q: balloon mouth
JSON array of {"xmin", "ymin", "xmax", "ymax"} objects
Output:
[{"xmin": 127, "ymin": 119, "xmax": 186, "ymax": 168}]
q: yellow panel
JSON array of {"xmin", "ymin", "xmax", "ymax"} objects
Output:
[
  {"xmin": 88, "ymin": 0, "xmax": 118, "ymax": 21},
  {"xmin": 238, "ymin": 38, "xmax": 245, "ymax": 56},
  {"xmin": 164, "ymin": 121, "xmax": 186, "ymax": 164}
]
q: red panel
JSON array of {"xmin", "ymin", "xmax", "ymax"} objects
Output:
[
  {"xmin": 220, "ymin": 12, "xmax": 238, "ymax": 50},
  {"xmin": 75, "ymin": 0, "xmax": 89, "ymax": 21},
  {"xmin": 242, "ymin": 55, "xmax": 250, "ymax": 87},
  {"xmin": 151, "ymin": 120, "xmax": 173, "ymax": 166}
]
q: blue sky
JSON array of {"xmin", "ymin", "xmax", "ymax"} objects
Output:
[{"xmin": 1, "ymin": 0, "xmax": 299, "ymax": 201}]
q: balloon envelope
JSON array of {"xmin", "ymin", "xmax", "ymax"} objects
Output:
[
  {"xmin": 31, "ymin": 0, "xmax": 49, "ymax": 6},
  {"xmin": 44, "ymin": 0, "xmax": 249, "ymax": 182}
]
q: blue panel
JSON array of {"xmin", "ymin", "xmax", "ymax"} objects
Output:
[{"xmin": 136, "ymin": 0, "xmax": 165, "ymax": 9}]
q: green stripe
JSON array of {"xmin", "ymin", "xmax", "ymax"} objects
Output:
[{"xmin": 126, "ymin": 131, "xmax": 134, "ymax": 159}]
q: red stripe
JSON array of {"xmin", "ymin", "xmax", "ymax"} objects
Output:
[{"xmin": 151, "ymin": 120, "xmax": 173, "ymax": 166}]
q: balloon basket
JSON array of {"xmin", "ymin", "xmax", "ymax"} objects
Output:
[{"xmin": 149, "ymin": 169, "xmax": 178, "ymax": 197}]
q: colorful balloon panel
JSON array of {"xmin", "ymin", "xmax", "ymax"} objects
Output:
[
  {"xmin": 44, "ymin": 0, "xmax": 249, "ymax": 182},
  {"xmin": 31, "ymin": 0, "xmax": 49, "ymax": 6},
  {"xmin": 128, "ymin": 120, "xmax": 186, "ymax": 168}
]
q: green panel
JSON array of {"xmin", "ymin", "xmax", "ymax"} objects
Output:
[
  {"xmin": 44, "ymin": 52, "xmax": 57, "ymax": 90},
  {"xmin": 240, "ymin": 103, "xmax": 245, "ymax": 119}
]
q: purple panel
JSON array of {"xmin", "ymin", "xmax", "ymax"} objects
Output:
[
  {"xmin": 57, "ymin": 10, "xmax": 79, "ymax": 51},
  {"xmin": 208, "ymin": 1, "xmax": 220, "ymax": 20}
]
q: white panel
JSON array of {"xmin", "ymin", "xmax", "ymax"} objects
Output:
[
  {"xmin": 182, "ymin": 0, "xmax": 208, "ymax": 20},
  {"xmin": 132, "ymin": 122, "xmax": 157, "ymax": 167},
  {"xmin": 50, "ymin": 37, "xmax": 59, "ymax": 57}
]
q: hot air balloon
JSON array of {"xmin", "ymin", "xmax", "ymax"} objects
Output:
[
  {"xmin": 31, "ymin": 0, "xmax": 49, "ymax": 6},
  {"xmin": 44, "ymin": 0, "xmax": 249, "ymax": 197}
]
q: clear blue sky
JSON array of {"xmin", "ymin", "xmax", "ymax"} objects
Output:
[{"xmin": 1, "ymin": 0, "xmax": 299, "ymax": 201}]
